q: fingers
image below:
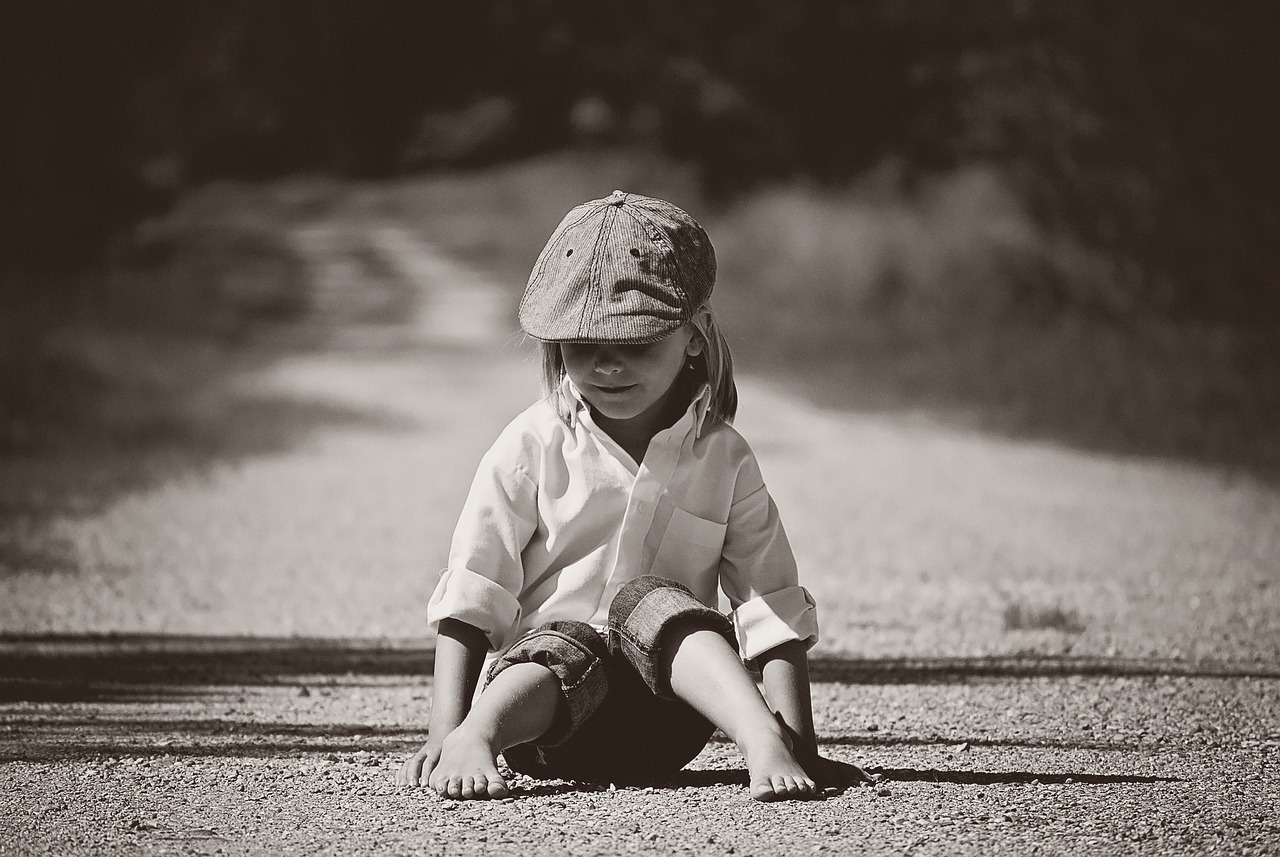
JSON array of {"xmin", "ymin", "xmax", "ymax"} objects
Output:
[
  {"xmin": 395, "ymin": 754, "xmax": 424, "ymax": 786},
  {"xmin": 396, "ymin": 745, "xmax": 440, "ymax": 787},
  {"xmin": 847, "ymin": 763, "xmax": 879, "ymax": 786},
  {"xmin": 808, "ymin": 755, "xmax": 878, "ymax": 790},
  {"xmin": 831, "ymin": 759, "xmax": 878, "ymax": 787}
]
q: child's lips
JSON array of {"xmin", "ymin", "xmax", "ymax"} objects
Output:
[{"xmin": 594, "ymin": 383, "xmax": 637, "ymax": 394}]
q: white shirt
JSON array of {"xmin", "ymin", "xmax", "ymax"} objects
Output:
[{"xmin": 427, "ymin": 381, "xmax": 819, "ymax": 668}]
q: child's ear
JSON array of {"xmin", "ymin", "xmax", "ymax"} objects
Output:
[{"xmin": 685, "ymin": 313, "xmax": 709, "ymax": 357}]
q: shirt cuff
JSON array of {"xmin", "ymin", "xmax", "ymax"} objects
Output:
[
  {"xmin": 731, "ymin": 585, "xmax": 820, "ymax": 662},
  {"xmin": 427, "ymin": 567, "xmax": 523, "ymax": 652}
]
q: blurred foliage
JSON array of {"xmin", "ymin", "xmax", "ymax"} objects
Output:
[{"xmin": 1, "ymin": 0, "xmax": 1276, "ymax": 327}]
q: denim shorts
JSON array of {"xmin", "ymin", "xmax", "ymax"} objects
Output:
[{"xmin": 484, "ymin": 575, "xmax": 736, "ymax": 783}]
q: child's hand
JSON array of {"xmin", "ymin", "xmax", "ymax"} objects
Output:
[
  {"xmin": 396, "ymin": 739, "xmax": 444, "ymax": 787},
  {"xmin": 802, "ymin": 752, "xmax": 878, "ymax": 791}
]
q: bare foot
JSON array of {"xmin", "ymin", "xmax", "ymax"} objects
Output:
[
  {"xmin": 739, "ymin": 728, "xmax": 818, "ymax": 802},
  {"xmin": 428, "ymin": 726, "xmax": 510, "ymax": 800}
]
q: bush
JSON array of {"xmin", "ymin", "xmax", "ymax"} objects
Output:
[{"xmin": 713, "ymin": 162, "xmax": 1055, "ymax": 353}]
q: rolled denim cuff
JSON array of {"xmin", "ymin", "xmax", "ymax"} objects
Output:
[
  {"xmin": 609, "ymin": 576, "xmax": 735, "ymax": 701},
  {"xmin": 427, "ymin": 567, "xmax": 522, "ymax": 652},
  {"xmin": 486, "ymin": 621, "xmax": 609, "ymax": 747},
  {"xmin": 732, "ymin": 585, "xmax": 820, "ymax": 663}
]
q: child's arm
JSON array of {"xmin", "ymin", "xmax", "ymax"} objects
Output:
[
  {"xmin": 395, "ymin": 618, "xmax": 490, "ymax": 787},
  {"xmin": 757, "ymin": 640, "xmax": 876, "ymax": 788}
]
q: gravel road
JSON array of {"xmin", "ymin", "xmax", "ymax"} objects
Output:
[{"xmin": 2, "ymin": 217, "xmax": 1278, "ymax": 856}]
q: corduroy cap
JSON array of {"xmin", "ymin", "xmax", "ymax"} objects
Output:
[{"xmin": 518, "ymin": 190, "xmax": 716, "ymax": 343}]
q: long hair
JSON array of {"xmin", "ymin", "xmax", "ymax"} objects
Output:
[{"xmin": 539, "ymin": 305, "xmax": 738, "ymax": 428}]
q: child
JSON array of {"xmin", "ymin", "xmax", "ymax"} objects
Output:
[{"xmin": 397, "ymin": 190, "xmax": 869, "ymax": 801}]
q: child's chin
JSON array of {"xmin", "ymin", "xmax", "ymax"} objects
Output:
[
  {"xmin": 587, "ymin": 395, "xmax": 652, "ymax": 421},
  {"xmin": 592, "ymin": 403, "xmax": 644, "ymax": 421}
]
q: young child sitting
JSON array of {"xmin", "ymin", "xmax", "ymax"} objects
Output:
[{"xmin": 397, "ymin": 190, "xmax": 869, "ymax": 801}]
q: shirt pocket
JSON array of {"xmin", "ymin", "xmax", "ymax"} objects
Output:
[{"xmin": 652, "ymin": 507, "xmax": 728, "ymax": 589}]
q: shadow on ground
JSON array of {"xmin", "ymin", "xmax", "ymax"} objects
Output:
[
  {"xmin": 0, "ymin": 718, "xmax": 422, "ymax": 763},
  {"xmin": 1, "ymin": 710, "xmax": 1149, "ymax": 761},
  {"xmin": 660, "ymin": 768, "xmax": 1179, "ymax": 789},
  {"xmin": 3, "ymin": 634, "xmax": 1276, "ymax": 705},
  {"xmin": 491, "ymin": 768, "xmax": 1180, "ymax": 798},
  {"xmin": 0, "ymin": 717, "xmax": 1145, "ymax": 763},
  {"xmin": 0, "ymin": 635, "xmax": 434, "ymax": 696},
  {"xmin": 0, "ymin": 635, "xmax": 1241, "ymax": 776}
]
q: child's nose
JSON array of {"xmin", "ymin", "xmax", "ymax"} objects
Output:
[{"xmin": 593, "ymin": 347, "xmax": 624, "ymax": 374}]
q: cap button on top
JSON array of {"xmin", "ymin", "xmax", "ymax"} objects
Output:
[{"xmin": 608, "ymin": 190, "xmax": 627, "ymax": 206}]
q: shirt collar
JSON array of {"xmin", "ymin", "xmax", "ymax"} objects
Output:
[{"xmin": 563, "ymin": 377, "xmax": 714, "ymax": 439}]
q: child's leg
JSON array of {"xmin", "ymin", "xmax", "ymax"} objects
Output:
[
  {"xmin": 431, "ymin": 662, "xmax": 562, "ymax": 799},
  {"xmin": 665, "ymin": 626, "xmax": 816, "ymax": 801},
  {"xmin": 608, "ymin": 576, "xmax": 815, "ymax": 801},
  {"xmin": 434, "ymin": 620, "xmax": 610, "ymax": 800}
]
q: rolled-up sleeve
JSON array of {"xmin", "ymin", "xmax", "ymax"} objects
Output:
[
  {"xmin": 718, "ymin": 455, "xmax": 820, "ymax": 661},
  {"xmin": 427, "ymin": 567, "xmax": 523, "ymax": 650},
  {"xmin": 731, "ymin": 585, "xmax": 819, "ymax": 661},
  {"xmin": 427, "ymin": 436, "xmax": 539, "ymax": 651}
]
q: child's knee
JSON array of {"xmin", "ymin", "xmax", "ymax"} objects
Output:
[
  {"xmin": 608, "ymin": 575, "xmax": 697, "ymax": 628},
  {"xmin": 607, "ymin": 576, "xmax": 735, "ymax": 698},
  {"xmin": 487, "ymin": 620, "xmax": 609, "ymax": 745}
]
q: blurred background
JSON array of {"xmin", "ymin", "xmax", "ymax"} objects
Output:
[
  {"xmin": 2, "ymin": 0, "xmax": 1279, "ymax": 476},
  {"xmin": 4, "ymin": 8, "xmax": 1280, "ymax": 822}
]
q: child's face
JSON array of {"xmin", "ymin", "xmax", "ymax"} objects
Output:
[{"xmin": 562, "ymin": 327, "xmax": 704, "ymax": 424}]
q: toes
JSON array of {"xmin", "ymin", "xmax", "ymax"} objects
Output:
[
  {"xmin": 434, "ymin": 772, "xmax": 508, "ymax": 801},
  {"xmin": 751, "ymin": 774, "xmax": 818, "ymax": 802},
  {"xmin": 464, "ymin": 774, "xmax": 507, "ymax": 800},
  {"xmin": 788, "ymin": 776, "xmax": 817, "ymax": 799},
  {"xmin": 750, "ymin": 779, "xmax": 780, "ymax": 802}
]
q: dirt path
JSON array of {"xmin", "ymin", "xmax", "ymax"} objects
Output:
[{"xmin": 2, "ymin": 219, "xmax": 1278, "ymax": 855}]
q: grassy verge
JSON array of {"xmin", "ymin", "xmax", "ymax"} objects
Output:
[
  {"xmin": 705, "ymin": 169, "xmax": 1280, "ymax": 472},
  {"xmin": 0, "ymin": 178, "xmax": 409, "ymax": 455}
]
